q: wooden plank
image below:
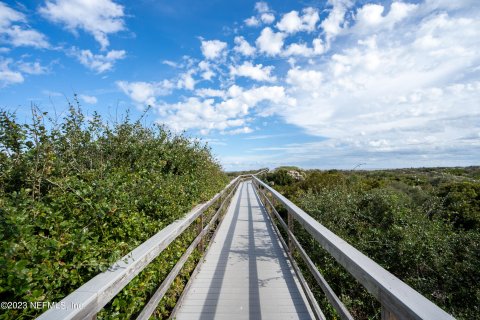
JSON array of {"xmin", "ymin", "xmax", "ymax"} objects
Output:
[
  {"xmin": 169, "ymin": 182, "xmax": 243, "ymax": 318},
  {"xmin": 252, "ymin": 176, "xmax": 455, "ymax": 320},
  {"xmin": 253, "ymin": 186, "xmax": 326, "ymax": 320}
]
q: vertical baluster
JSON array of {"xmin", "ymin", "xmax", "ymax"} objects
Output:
[
  {"xmin": 197, "ymin": 213, "xmax": 204, "ymax": 253},
  {"xmin": 381, "ymin": 305, "xmax": 399, "ymax": 320},
  {"xmin": 288, "ymin": 209, "xmax": 294, "ymax": 253}
]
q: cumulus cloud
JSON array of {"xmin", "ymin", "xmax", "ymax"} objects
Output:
[
  {"xmin": 0, "ymin": 58, "xmax": 24, "ymax": 87},
  {"xmin": 354, "ymin": 2, "xmax": 418, "ymax": 32},
  {"xmin": 197, "ymin": 60, "xmax": 215, "ymax": 80},
  {"xmin": 245, "ymin": 16, "xmax": 260, "ymax": 27},
  {"xmin": 153, "ymin": 85, "xmax": 288, "ymax": 134},
  {"xmin": 261, "ymin": 13, "xmax": 275, "ymax": 24},
  {"xmin": 200, "ymin": 39, "xmax": 227, "ymax": 60},
  {"xmin": 116, "ymin": 80, "xmax": 174, "ymax": 106},
  {"xmin": 245, "ymin": 2, "xmax": 275, "ymax": 27},
  {"xmin": 0, "ymin": 58, "xmax": 50, "ymax": 87},
  {"xmin": 39, "ymin": 0, "xmax": 125, "ymax": 50},
  {"xmin": 281, "ymin": 38, "xmax": 325, "ymax": 57},
  {"xmin": 177, "ymin": 70, "xmax": 196, "ymax": 90},
  {"xmin": 286, "ymin": 67, "xmax": 323, "ymax": 92},
  {"xmin": 256, "ymin": 27, "xmax": 285, "ymax": 56},
  {"xmin": 116, "ymin": 0, "xmax": 480, "ymax": 167},
  {"xmin": 0, "ymin": 2, "xmax": 49, "ymax": 48},
  {"xmin": 234, "ymin": 36, "xmax": 256, "ymax": 56},
  {"xmin": 320, "ymin": 0, "xmax": 353, "ymax": 46},
  {"xmin": 230, "ymin": 61, "xmax": 276, "ymax": 82},
  {"xmin": 275, "ymin": 6, "xmax": 480, "ymax": 163},
  {"xmin": 255, "ymin": 2, "xmax": 270, "ymax": 14},
  {"xmin": 276, "ymin": 8, "xmax": 319, "ymax": 34},
  {"xmin": 72, "ymin": 48, "xmax": 126, "ymax": 73}
]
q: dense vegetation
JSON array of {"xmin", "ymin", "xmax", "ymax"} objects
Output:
[
  {"xmin": 262, "ymin": 167, "xmax": 480, "ymax": 319},
  {"xmin": 0, "ymin": 102, "xmax": 228, "ymax": 319}
]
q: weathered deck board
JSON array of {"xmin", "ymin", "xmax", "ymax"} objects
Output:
[{"xmin": 174, "ymin": 181, "xmax": 314, "ymax": 320}]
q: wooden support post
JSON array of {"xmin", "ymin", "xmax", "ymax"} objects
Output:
[
  {"xmin": 288, "ymin": 210, "xmax": 294, "ymax": 253},
  {"xmin": 197, "ymin": 214, "xmax": 204, "ymax": 253},
  {"xmin": 381, "ymin": 305, "xmax": 399, "ymax": 320}
]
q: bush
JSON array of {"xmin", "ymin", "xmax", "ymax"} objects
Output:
[
  {"xmin": 264, "ymin": 167, "xmax": 480, "ymax": 319},
  {"xmin": 0, "ymin": 102, "xmax": 228, "ymax": 319}
]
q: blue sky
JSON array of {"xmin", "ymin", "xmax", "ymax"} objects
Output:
[{"xmin": 1, "ymin": 0, "xmax": 479, "ymax": 171}]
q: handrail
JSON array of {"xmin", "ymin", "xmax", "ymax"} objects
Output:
[
  {"xmin": 252, "ymin": 176, "xmax": 455, "ymax": 320},
  {"xmin": 37, "ymin": 174, "xmax": 247, "ymax": 320}
]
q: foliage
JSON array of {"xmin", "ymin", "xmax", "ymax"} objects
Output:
[
  {"xmin": 0, "ymin": 101, "xmax": 228, "ymax": 319},
  {"xmin": 263, "ymin": 167, "xmax": 480, "ymax": 319}
]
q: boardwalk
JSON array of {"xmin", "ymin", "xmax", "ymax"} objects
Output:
[{"xmin": 174, "ymin": 181, "xmax": 314, "ymax": 320}]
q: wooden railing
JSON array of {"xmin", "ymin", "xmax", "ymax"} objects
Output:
[
  {"xmin": 252, "ymin": 175, "xmax": 455, "ymax": 320},
  {"xmin": 37, "ymin": 175, "xmax": 246, "ymax": 320}
]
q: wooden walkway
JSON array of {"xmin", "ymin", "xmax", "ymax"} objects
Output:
[{"xmin": 174, "ymin": 181, "xmax": 314, "ymax": 320}]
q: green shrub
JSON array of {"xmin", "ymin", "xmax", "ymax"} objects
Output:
[
  {"xmin": 264, "ymin": 167, "xmax": 480, "ymax": 319},
  {"xmin": 0, "ymin": 102, "xmax": 228, "ymax": 319}
]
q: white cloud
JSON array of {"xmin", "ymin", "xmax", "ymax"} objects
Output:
[
  {"xmin": 230, "ymin": 61, "xmax": 276, "ymax": 82},
  {"xmin": 234, "ymin": 36, "xmax": 256, "ymax": 56},
  {"xmin": 0, "ymin": 58, "xmax": 23, "ymax": 87},
  {"xmin": 261, "ymin": 13, "xmax": 275, "ymax": 24},
  {"xmin": 256, "ymin": 27, "xmax": 285, "ymax": 56},
  {"xmin": 177, "ymin": 70, "xmax": 196, "ymax": 90},
  {"xmin": 195, "ymin": 88, "xmax": 225, "ymax": 98},
  {"xmin": 276, "ymin": 8, "xmax": 319, "ymax": 34},
  {"xmin": 198, "ymin": 60, "xmax": 215, "ymax": 80},
  {"xmin": 246, "ymin": 2, "xmax": 274, "ymax": 27},
  {"xmin": 200, "ymin": 39, "xmax": 227, "ymax": 60},
  {"xmin": 282, "ymin": 38, "xmax": 325, "ymax": 57},
  {"xmin": 286, "ymin": 67, "xmax": 323, "ymax": 92},
  {"xmin": 150, "ymin": 85, "xmax": 288, "ymax": 134},
  {"xmin": 354, "ymin": 2, "xmax": 418, "ymax": 32},
  {"xmin": 245, "ymin": 16, "xmax": 260, "ymax": 27},
  {"xmin": 72, "ymin": 48, "xmax": 126, "ymax": 73},
  {"xmin": 222, "ymin": 127, "xmax": 254, "ymax": 135},
  {"xmin": 116, "ymin": 80, "xmax": 174, "ymax": 106},
  {"xmin": 255, "ymin": 2, "xmax": 270, "ymax": 14},
  {"xmin": 118, "ymin": 0, "xmax": 480, "ymax": 169},
  {"xmin": 39, "ymin": 0, "xmax": 125, "ymax": 50},
  {"xmin": 320, "ymin": 0, "xmax": 353, "ymax": 46},
  {"xmin": 274, "ymin": 6, "xmax": 480, "ymax": 164},
  {"xmin": 17, "ymin": 61, "xmax": 49, "ymax": 75},
  {"xmin": 0, "ymin": 2, "xmax": 24, "ymax": 28},
  {"xmin": 282, "ymin": 43, "xmax": 313, "ymax": 57},
  {"xmin": 422, "ymin": 0, "xmax": 478, "ymax": 11},
  {"xmin": 162, "ymin": 60, "xmax": 178, "ymax": 67},
  {"xmin": 79, "ymin": 94, "xmax": 97, "ymax": 104},
  {"xmin": 0, "ymin": 2, "xmax": 49, "ymax": 48},
  {"xmin": 0, "ymin": 58, "xmax": 49, "ymax": 87}
]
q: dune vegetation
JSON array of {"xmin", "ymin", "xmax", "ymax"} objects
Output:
[
  {"xmin": 262, "ymin": 167, "xmax": 479, "ymax": 319},
  {"xmin": 0, "ymin": 102, "xmax": 228, "ymax": 319}
]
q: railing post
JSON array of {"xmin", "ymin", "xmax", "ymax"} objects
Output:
[
  {"xmin": 381, "ymin": 306, "xmax": 399, "ymax": 320},
  {"xmin": 288, "ymin": 209, "xmax": 294, "ymax": 253},
  {"xmin": 197, "ymin": 213, "xmax": 204, "ymax": 253}
]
